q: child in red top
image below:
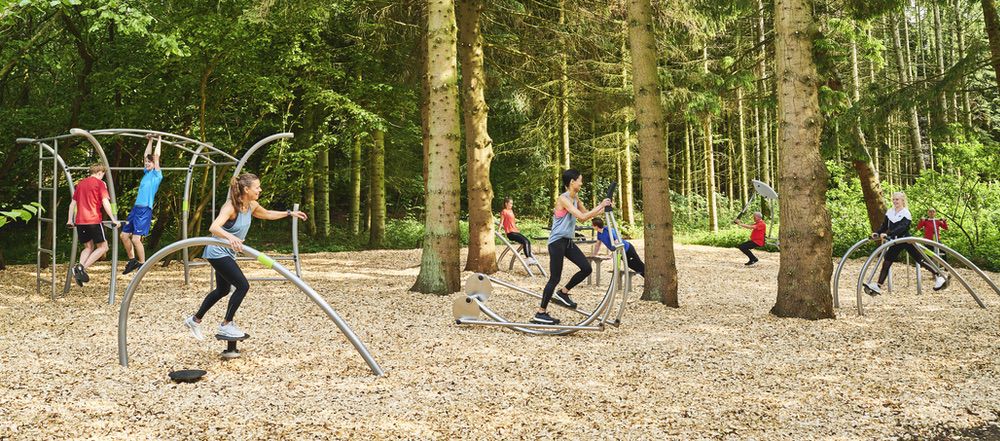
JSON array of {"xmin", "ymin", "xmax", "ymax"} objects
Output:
[
  {"xmin": 500, "ymin": 197, "xmax": 537, "ymax": 265},
  {"xmin": 734, "ymin": 212, "xmax": 766, "ymax": 266},
  {"xmin": 66, "ymin": 164, "xmax": 121, "ymax": 286},
  {"xmin": 915, "ymin": 209, "xmax": 947, "ymax": 241}
]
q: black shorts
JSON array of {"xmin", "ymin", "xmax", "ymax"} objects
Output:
[{"xmin": 76, "ymin": 224, "xmax": 106, "ymax": 245}]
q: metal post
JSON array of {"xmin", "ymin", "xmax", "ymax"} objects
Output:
[
  {"xmin": 292, "ymin": 203, "xmax": 302, "ymax": 277},
  {"xmin": 36, "ymin": 142, "xmax": 43, "ymax": 296}
]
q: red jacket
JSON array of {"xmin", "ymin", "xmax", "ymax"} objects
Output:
[
  {"xmin": 750, "ymin": 220, "xmax": 766, "ymax": 247},
  {"xmin": 915, "ymin": 218, "xmax": 947, "ymax": 240}
]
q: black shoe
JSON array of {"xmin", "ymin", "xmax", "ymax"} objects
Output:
[
  {"xmin": 123, "ymin": 258, "xmax": 140, "ymax": 275},
  {"xmin": 745, "ymin": 260, "xmax": 759, "ymax": 267},
  {"xmin": 79, "ymin": 265, "xmax": 90, "ymax": 283},
  {"xmin": 531, "ymin": 312, "xmax": 560, "ymax": 325},
  {"xmin": 552, "ymin": 290, "xmax": 578, "ymax": 309},
  {"xmin": 72, "ymin": 264, "xmax": 84, "ymax": 287}
]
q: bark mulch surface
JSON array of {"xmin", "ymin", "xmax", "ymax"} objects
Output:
[{"xmin": 1, "ymin": 242, "xmax": 998, "ymax": 439}]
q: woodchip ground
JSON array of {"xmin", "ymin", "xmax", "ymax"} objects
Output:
[{"xmin": 0, "ymin": 242, "xmax": 998, "ymax": 439}]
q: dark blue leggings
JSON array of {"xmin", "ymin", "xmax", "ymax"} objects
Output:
[
  {"xmin": 541, "ymin": 239, "xmax": 591, "ymax": 309},
  {"xmin": 195, "ymin": 257, "xmax": 250, "ymax": 322}
]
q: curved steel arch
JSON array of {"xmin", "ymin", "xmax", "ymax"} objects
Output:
[
  {"xmin": 70, "ymin": 129, "xmax": 123, "ymax": 304},
  {"xmin": 117, "ymin": 237, "xmax": 384, "ymax": 376},
  {"xmin": 232, "ymin": 132, "xmax": 294, "ymax": 179},
  {"xmin": 853, "ymin": 237, "xmax": 1000, "ymax": 315},
  {"xmin": 832, "ymin": 237, "xmax": 874, "ymax": 308},
  {"xmin": 89, "ymin": 128, "xmax": 239, "ymax": 162}
]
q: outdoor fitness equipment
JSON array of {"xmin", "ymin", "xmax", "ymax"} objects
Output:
[
  {"xmin": 17, "ymin": 129, "xmax": 301, "ymax": 304},
  {"xmin": 117, "ymin": 237, "xmax": 384, "ymax": 376},
  {"xmin": 734, "ymin": 179, "xmax": 780, "ymax": 247},
  {"xmin": 494, "ymin": 221, "xmax": 547, "ymax": 278},
  {"xmin": 453, "ymin": 182, "xmax": 630, "ymax": 335},
  {"xmin": 831, "ymin": 236, "xmax": 1000, "ymax": 315}
]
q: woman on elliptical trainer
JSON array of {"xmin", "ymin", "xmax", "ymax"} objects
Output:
[
  {"xmin": 532, "ymin": 169, "xmax": 611, "ymax": 325},
  {"xmin": 863, "ymin": 191, "xmax": 949, "ymax": 296}
]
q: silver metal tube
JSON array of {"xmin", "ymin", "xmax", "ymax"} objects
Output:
[
  {"xmin": 855, "ymin": 237, "xmax": 1000, "ymax": 315},
  {"xmin": 456, "ymin": 318, "xmax": 603, "ymax": 331},
  {"xmin": 918, "ymin": 244, "xmax": 986, "ymax": 308},
  {"xmin": 117, "ymin": 237, "xmax": 384, "ymax": 376},
  {"xmin": 181, "ymin": 146, "xmax": 206, "ymax": 285},
  {"xmin": 292, "ymin": 203, "xmax": 302, "ymax": 277},
  {"xmin": 69, "ymin": 129, "xmax": 119, "ymax": 304},
  {"xmin": 232, "ymin": 133, "xmax": 294, "ymax": 179},
  {"xmin": 88, "ymin": 129, "xmax": 239, "ymax": 162},
  {"xmin": 471, "ymin": 295, "xmax": 612, "ymax": 336},
  {"xmin": 832, "ymin": 237, "xmax": 872, "ymax": 308},
  {"xmin": 36, "ymin": 143, "xmax": 42, "ymax": 295}
]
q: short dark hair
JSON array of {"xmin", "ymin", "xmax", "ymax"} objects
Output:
[
  {"xmin": 591, "ymin": 217, "xmax": 605, "ymax": 228},
  {"xmin": 145, "ymin": 154, "xmax": 154, "ymax": 162},
  {"xmin": 561, "ymin": 169, "xmax": 581, "ymax": 190}
]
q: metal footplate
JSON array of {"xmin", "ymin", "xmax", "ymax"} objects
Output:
[{"xmin": 215, "ymin": 333, "xmax": 251, "ymax": 360}]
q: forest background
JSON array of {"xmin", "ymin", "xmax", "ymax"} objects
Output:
[{"xmin": 1, "ymin": 0, "xmax": 998, "ymax": 271}]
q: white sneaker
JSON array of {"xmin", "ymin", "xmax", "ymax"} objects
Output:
[
  {"xmin": 184, "ymin": 316, "xmax": 204, "ymax": 340},
  {"xmin": 218, "ymin": 322, "xmax": 247, "ymax": 339},
  {"xmin": 863, "ymin": 282, "xmax": 882, "ymax": 296},
  {"xmin": 933, "ymin": 275, "xmax": 949, "ymax": 291},
  {"xmin": 526, "ymin": 257, "xmax": 539, "ymax": 265}
]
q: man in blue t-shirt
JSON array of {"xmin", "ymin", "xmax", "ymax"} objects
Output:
[
  {"xmin": 590, "ymin": 217, "xmax": 645, "ymax": 277},
  {"xmin": 120, "ymin": 134, "xmax": 163, "ymax": 274}
]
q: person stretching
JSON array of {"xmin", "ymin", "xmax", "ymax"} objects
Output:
[
  {"xmin": 499, "ymin": 197, "xmax": 537, "ymax": 265},
  {"xmin": 591, "ymin": 217, "xmax": 644, "ymax": 277},
  {"xmin": 66, "ymin": 164, "xmax": 120, "ymax": 286},
  {"xmin": 532, "ymin": 169, "xmax": 611, "ymax": 325},
  {"xmin": 184, "ymin": 173, "xmax": 308, "ymax": 340},
  {"xmin": 120, "ymin": 134, "xmax": 163, "ymax": 275},
  {"xmin": 734, "ymin": 212, "xmax": 766, "ymax": 266},
  {"xmin": 863, "ymin": 192, "xmax": 949, "ymax": 296}
]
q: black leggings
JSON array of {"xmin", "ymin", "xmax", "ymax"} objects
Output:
[
  {"xmin": 738, "ymin": 240, "xmax": 759, "ymax": 262},
  {"xmin": 541, "ymin": 239, "xmax": 592, "ymax": 309},
  {"xmin": 506, "ymin": 232, "xmax": 533, "ymax": 257},
  {"xmin": 625, "ymin": 246, "xmax": 645, "ymax": 277},
  {"xmin": 878, "ymin": 243, "xmax": 939, "ymax": 285},
  {"xmin": 195, "ymin": 257, "xmax": 250, "ymax": 322}
]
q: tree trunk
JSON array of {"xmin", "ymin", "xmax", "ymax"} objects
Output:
[
  {"xmin": 771, "ymin": 0, "xmax": 834, "ymax": 320},
  {"xmin": 982, "ymin": 0, "xmax": 1000, "ymax": 92},
  {"xmin": 369, "ymin": 130, "xmax": 386, "ymax": 248},
  {"xmin": 61, "ymin": 11, "xmax": 94, "ymax": 129},
  {"xmin": 559, "ymin": 0, "xmax": 570, "ymax": 170},
  {"xmin": 621, "ymin": 26, "xmax": 635, "ymax": 226},
  {"xmin": 458, "ymin": 0, "xmax": 498, "ymax": 273},
  {"xmin": 933, "ymin": 4, "xmax": 949, "ymax": 128},
  {"xmin": 738, "ymin": 87, "xmax": 749, "ymax": 202},
  {"xmin": 411, "ymin": 0, "xmax": 462, "ymax": 294},
  {"xmin": 891, "ymin": 17, "xmax": 927, "ymax": 172},
  {"xmin": 318, "ymin": 137, "xmax": 331, "ymax": 238},
  {"xmin": 850, "ymin": 38, "xmax": 886, "ymax": 230},
  {"xmin": 626, "ymin": 0, "xmax": 680, "ymax": 306},
  {"xmin": 349, "ymin": 135, "xmax": 362, "ymax": 235},
  {"xmin": 703, "ymin": 117, "xmax": 718, "ymax": 232},
  {"xmin": 955, "ymin": 3, "xmax": 973, "ymax": 128}
]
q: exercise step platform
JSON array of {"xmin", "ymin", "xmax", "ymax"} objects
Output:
[{"xmin": 215, "ymin": 333, "xmax": 251, "ymax": 360}]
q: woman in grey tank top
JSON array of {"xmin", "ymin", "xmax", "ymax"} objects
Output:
[
  {"xmin": 531, "ymin": 169, "xmax": 611, "ymax": 325},
  {"xmin": 183, "ymin": 173, "xmax": 308, "ymax": 341}
]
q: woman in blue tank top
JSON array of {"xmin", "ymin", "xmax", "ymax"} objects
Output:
[
  {"xmin": 532, "ymin": 169, "xmax": 611, "ymax": 325},
  {"xmin": 183, "ymin": 173, "xmax": 308, "ymax": 340}
]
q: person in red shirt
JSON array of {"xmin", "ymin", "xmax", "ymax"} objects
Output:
[
  {"xmin": 734, "ymin": 212, "xmax": 766, "ymax": 266},
  {"xmin": 499, "ymin": 197, "xmax": 537, "ymax": 265},
  {"xmin": 66, "ymin": 164, "xmax": 121, "ymax": 286},
  {"xmin": 915, "ymin": 209, "xmax": 947, "ymax": 241}
]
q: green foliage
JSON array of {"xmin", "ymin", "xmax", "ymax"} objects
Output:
[{"xmin": 0, "ymin": 202, "xmax": 42, "ymax": 228}]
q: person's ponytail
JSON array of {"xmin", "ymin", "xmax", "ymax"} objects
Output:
[{"xmin": 229, "ymin": 173, "xmax": 258, "ymax": 212}]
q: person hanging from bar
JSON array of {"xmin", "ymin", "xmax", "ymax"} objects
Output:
[
  {"xmin": 531, "ymin": 169, "xmax": 611, "ymax": 325},
  {"xmin": 863, "ymin": 192, "xmax": 950, "ymax": 296},
  {"xmin": 66, "ymin": 164, "xmax": 121, "ymax": 286},
  {"xmin": 184, "ymin": 173, "xmax": 308, "ymax": 340},
  {"xmin": 120, "ymin": 134, "xmax": 163, "ymax": 275}
]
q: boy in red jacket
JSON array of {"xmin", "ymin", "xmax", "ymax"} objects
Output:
[{"xmin": 915, "ymin": 209, "xmax": 947, "ymax": 241}]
